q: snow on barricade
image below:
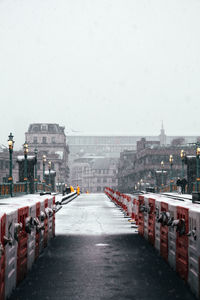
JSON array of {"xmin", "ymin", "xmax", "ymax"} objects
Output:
[{"xmin": 0, "ymin": 193, "xmax": 57, "ymax": 300}]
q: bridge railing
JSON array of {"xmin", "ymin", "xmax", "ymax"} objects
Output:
[
  {"xmin": 0, "ymin": 182, "xmax": 28, "ymax": 198},
  {"xmin": 158, "ymin": 182, "xmax": 200, "ymax": 194},
  {"xmin": 0, "ymin": 181, "xmax": 52, "ymax": 198},
  {"xmin": 36, "ymin": 182, "xmax": 51, "ymax": 192}
]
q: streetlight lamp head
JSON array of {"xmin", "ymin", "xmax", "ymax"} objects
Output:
[
  {"xmin": 23, "ymin": 141, "xmax": 28, "ymax": 154},
  {"xmin": 8, "ymin": 133, "xmax": 14, "ymax": 149},
  {"xmin": 161, "ymin": 161, "xmax": 164, "ymax": 167},
  {"xmin": 180, "ymin": 149, "xmax": 185, "ymax": 159},
  {"xmin": 197, "ymin": 147, "xmax": 200, "ymax": 156},
  {"xmin": 48, "ymin": 161, "xmax": 52, "ymax": 170},
  {"xmin": 169, "ymin": 155, "xmax": 173, "ymax": 164},
  {"xmin": 43, "ymin": 155, "xmax": 46, "ymax": 163}
]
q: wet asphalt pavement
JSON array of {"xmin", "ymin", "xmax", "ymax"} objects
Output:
[{"xmin": 10, "ymin": 194, "xmax": 196, "ymax": 300}]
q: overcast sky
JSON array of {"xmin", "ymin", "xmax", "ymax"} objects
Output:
[{"xmin": 0, "ymin": 0, "xmax": 200, "ymax": 149}]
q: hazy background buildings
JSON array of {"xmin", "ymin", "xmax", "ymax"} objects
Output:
[{"xmin": 0, "ymin": 123, "xmax": 200, "ymax": 193}]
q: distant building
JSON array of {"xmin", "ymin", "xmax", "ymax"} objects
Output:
[
  {"xmin": 68, "ymin": 126, "xmax": 200, "ymax": 192},
  {"xmin": 70, "ymin": 156, "xmax": 118, "ymax": 193},
  {"xmin": 67, "ymin": 126, "xmax": 199, "ymax": 162},
  {"xmin": 117, "ymin": 137, "xmax": 196, "ymax": 193},
  {"xmin": 25, "ymin": 123, "xmax": 69, "ymax": 184}
]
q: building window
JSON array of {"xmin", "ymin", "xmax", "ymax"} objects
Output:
[
  {"xmin": 42, "ymin": 137, "xmax": 47, "ymax": 144},
  {"xmin": 52, "ymin": 137, "xmax": 56, "ymax": 144},
  {"xmin": 103, "ymin": 178, "xmax": 107, "ymax": 183},
  {"xmin": 97, "ymin": 186, "xmax": 101, "ymax": 192},
  {"xmin": 33, "ymin": 126, "xmax": 39, "ymax": 132},
  {"xmin": 41, "ymin": 125, "xmax": 47, "ymax": 131},
  {"xmin": 33, "ymin": 137, "xmax": 37, "ymax": 143}
]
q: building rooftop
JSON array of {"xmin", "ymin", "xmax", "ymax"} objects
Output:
[{"xmin": 27, "ymin": 123, "xmax": 65, "ymax": 134}]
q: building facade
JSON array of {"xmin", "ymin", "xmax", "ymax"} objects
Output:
[
  {"xmin": 70, "ymin": 156, "xmax": 118, "ymax": 193},
  {"xmin": 117, "ymin": 137, "xmax": 196, "ymax": 193},
  {"xmin": 25, "ymin": 123, "xmax": 69, "ymax": 184}
]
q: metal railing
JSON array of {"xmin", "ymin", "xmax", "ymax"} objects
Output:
[
  {"xmin": 0, "ymin": 181, "xmax": 52, "ymax": 198},
  {"xmin": 0, "ymin": 182, "xmax": 28, "ymax": 198}
]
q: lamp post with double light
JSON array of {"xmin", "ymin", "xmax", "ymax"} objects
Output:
[
  {"xmin": 24, "ymin": 141, "xmax": 28, "ymax": 194},
  {"xmin": 169, "ymin": 155, "xmax": 173, "ymax": 192},
  {"xmin": 161, "ymin": 161, "xmax": 164, "ymax": 188},
  {"xmin": 34, "ymin": 148, "xmax": 38, "ymax": 192},
  {"xmin": 180, "ymin": 150, "xmax": 185, "ymax": 178},
  {"xmin": 48, "ymin": 161, "xmax": 52, "ymax": 191},
  {"xmin": 8, "ymin": 133, "xmax": 14, "ymax": 197},
  {"xmin": 42, "ymin": 155, "xmax": 46, "ymax": 191}
]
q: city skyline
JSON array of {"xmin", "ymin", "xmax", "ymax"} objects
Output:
[{"xmin": 1, "ymin": 0, "xmax": 200, "ymax": 148}]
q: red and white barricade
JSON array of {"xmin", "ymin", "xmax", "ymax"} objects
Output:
[
  {"xmin": 0, "ymin": 206, "xmax": 18, "ymax": 299},
  {"xmin": 46, "ymin": 195, "xmax": 55, "ymax": 239},
  {"xmin": 160, "ymin": 201, "xmax": 169, "ymax": 261},
  {"xmin": 0, "ymin": 212, "xmax": 6, "ymax": 300},
  {"xmin": 176, "ymin": 205, "xmax": 189, "ymax": 282},
  {"xmin": 154, "ymin": 196, "xmax": 163, "ymax": 253},
  {"xmin": 137, "ymin": 195, "xmax": 145, "ymax": 236},
  {"xmin": 16, "ymin": 205, "xmax": 29, "ymax": 284},
  {"xmin": 143, "ymin": 196, "xmax": 149, "ymax": 241},
  {"xmin": 148, "ymin": 197, "xmax": 156, "ymax": 246},
  {"xmin": 167, "ymin": 200, "xmax": 177, "ymax": 270},
  {"xmin": 188, "ymin": 205, "xmax": 200, "ymax": 298},
  {"xmin": 126, "ymin": 195, "xmax": 132, "ymax": 217}
]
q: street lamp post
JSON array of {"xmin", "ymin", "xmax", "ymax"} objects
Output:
[
  {"xmin": 48, "ymin": 161, "xmax": 52, "ymax": 191},
  {"xmin": 169, "ymin": 155, "xmax": 173, "ymax": 192},
  {"xmin": 23, "ymin": 141, "xmax": 28, "ymax": 194},
  {"xmin": 140, "ymin": 179, "xmax": 143, "ymax": 191},
  {"xmin": 34, "ymin": 148, "xmax": 38, "ymax": 193},
  {"xmin": 196, "ymin": 147, "xmax": 200, "ymax": 192},
  {"xmin": 42, "ymin": 155, "xmax": 46, "ymax": 191},
  {"xmin": 161, "ymin": 161, "xmax": 164, "ymax": 188},
  {"xmin": 8, "ymin": 133, "xmax": 14, "ymax": 197},
  {"xmin": 180, "ymin": 150, "xmax": 185, "ymax": 178}
]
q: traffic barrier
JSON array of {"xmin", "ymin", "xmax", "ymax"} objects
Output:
[
  {"xmin": 126, "ymin": 195, "xmax": 132, "ymax": 217},
  {"xmin": 143, "ymin": 196, "xmax": 149, "ymax": 240},
  {"xmin": 0, "ymin": 206, "xmax": 18, "ymax": 299},
  {"xmin": 17, "ymin": 206, "xmax": 29, "ymax": 284},
  {"xmin": 160, "ymin": 201, "xmax": 169, "ymax": 261},
  {"xmin": 0, "ymin": 192, "xmax": 63, "ymax": 300},
  {"xmin": 176, "ymin": 205, "xmax": 189, "ymax": 282},
  {"xmin": 0, "ymin": 213, "xmax": 6, "ymax": 300},
  {"xmin": 167, "ymin": 200, "xmax": 177, "ymax": 270},
  {"xmin": 154, "ymin": 196, "xmax": 163, "ymax": 253},
  {"xmin": 137, "ymin": 195, "xmax": 145, "ymax": 236},
  {"xmin": 148, "ymin": 197, "xmax": 156, "ymax": 246},
  {"xmin": 188, "ymin": 205, "xmax": 200, "ymax": 298},
  {"xmin": 35, "ymin": 202, "xmax": 41, "ymax": 260},
  {"xmin": 105, "ymin": 188, "xmax": 200, "ymax": 298}
]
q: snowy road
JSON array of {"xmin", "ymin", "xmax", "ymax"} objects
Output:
[
  {"xmin": 56, "ymin": 193, "xmax": 137, "ymax": 235},
  {"xmin": 10, "ymin": 193, "xmax": 195, "ymax": 300}
]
